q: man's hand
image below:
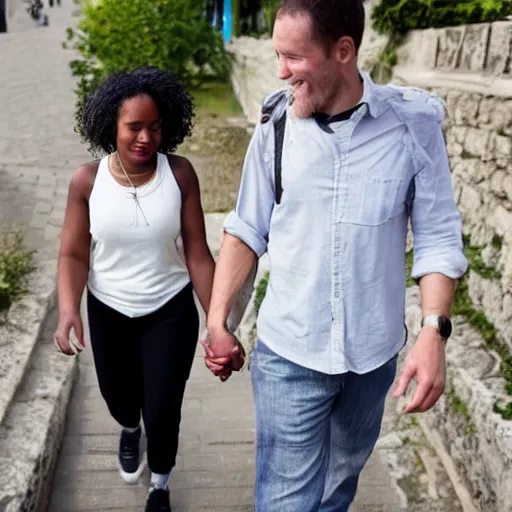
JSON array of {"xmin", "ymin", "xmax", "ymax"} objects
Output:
[
  {"xmin": 201, "ymin": 327, "xmax": 246, "ymax": 381},
  {"xmin": 392, "ymin": 326, "xmax": 446, "ymax": 413}
]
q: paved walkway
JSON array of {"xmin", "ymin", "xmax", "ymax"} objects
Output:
[{"xmin": 1, "ymin": 2, "xmax": 403, "ymax": 511}]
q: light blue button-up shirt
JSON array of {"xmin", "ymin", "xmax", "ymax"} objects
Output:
[{"xmin": 224, "ymin": 72, "xmax": 468, "ymax": 375}]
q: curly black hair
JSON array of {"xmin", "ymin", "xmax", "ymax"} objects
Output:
[{"xmin": 77, "ymin": 66, "xmax": 195, "ymax": 155}]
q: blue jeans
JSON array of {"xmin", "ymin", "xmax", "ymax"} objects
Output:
[{"xmin": 250, "ymin": 340, "xmax": 397, "ymax": 512}]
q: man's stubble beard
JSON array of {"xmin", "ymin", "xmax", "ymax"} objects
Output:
[{"xmin": 290, "ymin": 74, "xmax": 340, "ymax": 120}]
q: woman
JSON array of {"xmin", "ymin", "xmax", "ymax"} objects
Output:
[{"xmin": 54, "ymin": 66, "xmax": 215, "ymax": 512}]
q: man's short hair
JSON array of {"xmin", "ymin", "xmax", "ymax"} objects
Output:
[{"xmin": 277, "ymin": 0, "xmax": 365, "ymax": 53}]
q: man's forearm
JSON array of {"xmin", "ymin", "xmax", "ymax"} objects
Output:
[
  {"xmin": 419, "ymin": 272, "xmax": 457, "ymax": 317},
  {"xmin": 207, "ymin": 233, "xmax": 257, "ymax": 333}
]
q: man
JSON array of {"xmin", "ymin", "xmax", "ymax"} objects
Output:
[{"xmin": 204, "ymin": 0, "xmax": 468, "ymax": 510}]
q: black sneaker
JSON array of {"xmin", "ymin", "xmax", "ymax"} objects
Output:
[
  {"xmin": 145, "ymin": 486, "xmax": 171, "ymax": 512},
  {"xmin": 118, "ymin": 427, "xmax": 145, "ymax": 484}
]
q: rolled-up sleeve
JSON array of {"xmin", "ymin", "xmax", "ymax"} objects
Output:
[
  {"xmin": 411, "ymin": 119, "xmax": 468, "ymax": 279},
  {"xmin": 223, "ymin": 121, "xmax": 275, "ymax": 257}
]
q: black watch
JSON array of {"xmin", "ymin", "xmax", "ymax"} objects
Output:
[{"xmin": 421, "ymin": 315, "xmax": 452, "ymax": 340}]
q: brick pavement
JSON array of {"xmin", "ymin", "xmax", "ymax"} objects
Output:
[{"xmin": 1, "ymin": 3, "xmax": 404, "ymax": 510}]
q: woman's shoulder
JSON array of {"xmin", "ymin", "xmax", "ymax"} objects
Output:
[
  {"xmin": 164, "ymin": 153, "xmax": 198, "ymax": 196},
  {"xmin": 164, "ymin": 153, "xmax": 193, "ymax": 171},
  {"xmin": 69, "ymin": 159, "xmax": 103, "ymax": 200}
]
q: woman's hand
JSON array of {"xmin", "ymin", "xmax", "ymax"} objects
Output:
[{"xmin": 53, "ymin": 312, "xmax": 85, "ymax": 356}]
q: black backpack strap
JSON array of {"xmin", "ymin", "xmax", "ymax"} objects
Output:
[
  {"xmin": 405, "ymin": 175, "xmax": 415, "ymax": 217},
  {"xmin": 273, "ymin": 112, "xmax": 286, "ymax": 205},
  {"xmin": 260, "ymin": 90, "xmax": 288, "ymax": 205}
]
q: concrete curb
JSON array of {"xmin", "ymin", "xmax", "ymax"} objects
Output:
[
  {"xmin": 0, "ymin": 264, "xmax": 79, "ymax": 511},
  {"xmin": 0, "ymin": 262, "xmax": 58, "ymax": 426}
]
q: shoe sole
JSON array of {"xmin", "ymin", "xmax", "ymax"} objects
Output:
[{"xmin": 119, "ymin": 459, "xmax": 146, "ymax": 484}]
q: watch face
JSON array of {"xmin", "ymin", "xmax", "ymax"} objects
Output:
[{"xmin": 438, "ymin": 316, "xmax": 452, "ymax": 339}]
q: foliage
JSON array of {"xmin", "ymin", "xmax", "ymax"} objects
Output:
[
  {"xmin": 447, "ymin": 385, "xmax": 475, "ymax": 435},
  {"xmin": 192, "ymin": 81, "xmax": 243, "ymax": 118},
  {"xmin": 0, "ymin": 233, "xmax": 35, "ymax": 312},
  {"xmin": 254, "ymin": 271, "xmax": 269, "ymax": 315},
  {"xmin": 405, "ymin": 248, "xmax": 415, "ymax": 287},
  {"xmin": 372, "ymin": 0, "xmax": 512, "ymax": 35},
  {"xmin": 64, "ymin": 0, "xmax": 231, "ymax": 112},
  {"xmin": 261, "ymin": 0, "xmax": 280, "ymax": 33}
]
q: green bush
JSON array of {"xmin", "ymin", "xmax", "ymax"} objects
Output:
[
  {"xmin": 372, "ymin": 0, "xmax": 512, "ymax": 35},
  {"xmin": 65, "ymin": 0, "xmax": 231, "ymax": 112},
  {"xmin": 0, "ymin": 233, "xmax": 35, "ymax": 312},
  {"xmin": 254, "ymin": 271, "xmax": 269, "ymax": 315}
]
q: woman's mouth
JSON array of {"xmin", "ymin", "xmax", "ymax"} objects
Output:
[{"xmin": 134, "ymin": 147, "xmax": 151, "ymax": 157}]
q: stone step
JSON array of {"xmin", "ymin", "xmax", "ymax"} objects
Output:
[
  {"xmin": 0, "ymin": 306, "xmax": 77, "ymax": 511},
  {"xmin": 0, "ymin": 260, "xmax": 59, "ymax": 428}
]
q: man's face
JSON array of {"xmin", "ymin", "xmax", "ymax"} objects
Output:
[{"xmin": 273, "ymin": 12, "xmax": 341, "ymax": 119}]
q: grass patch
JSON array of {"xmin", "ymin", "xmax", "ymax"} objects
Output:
[
  {"xmin": 405, "ymin": 249, "xmax": 415, "ymax": 287},
  {"xmin": 462, "ymin": 235, "xmax": 501, "ymax": 279},
  {"xmin": 191, "ymin": 81, "xmax": 243, "ymax": 119},
  {"xmin": 180, "ymin": 80, "xmax": 251, "ymax": 213},
  {"xmin": 492, "ymin": 235, "xmax": 503, "ymax": 250},
  {"xmin": 461, "ymin": 150, "xmax": 479, "ymax": 159},
  {"xmin": 254, "ymin": 272, "xmax": 270, "ymax": 316},
  {"xmin": 447, "ymin": 385, "xmax": 475, "ymax": 435},
  {"xmin": 453, "ymin": 235, "xmax": 511, "ymax": 419},
  {"xmin": 494, "ymin": 401, "xmax": 512, "ymax": 420},
  {"xmin": 0, "ymin": 232, "xmax": 35, "ymax": 313}
]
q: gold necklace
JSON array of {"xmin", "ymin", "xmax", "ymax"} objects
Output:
[{"xmin": 114, "ymin": 152, "xmax": 154, "ymax": 226}]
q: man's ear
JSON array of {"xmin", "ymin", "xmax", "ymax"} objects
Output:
[{"xmin": 335, "ymin": 36, "xmax": 357, "ymax": 65}]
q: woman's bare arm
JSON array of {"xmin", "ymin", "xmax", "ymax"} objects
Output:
[
  {"xmin": 54, "ymin": 162, "xmax": 98, "ymax": 352},
  {"xmin": 171, "ymin": 155, "xmax": 215, "ymax": 314}
]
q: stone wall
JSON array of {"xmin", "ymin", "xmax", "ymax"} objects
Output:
[
  {"xmin": 228, "ymin": 15, "xmax": 512, "ymax": 512},
  {"xmin": 392, "ymin": 21, "xmax": 512, "ymax": 352}
]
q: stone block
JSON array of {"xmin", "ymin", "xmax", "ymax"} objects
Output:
[
  {"xmin": 437, "ymin": 27, "xmax": 466, "ymax": 69},
  {"xmin": 503, "ymin": 174, "xmax": 512, "ymax": 203},
  {"xmin": 453, "ymin": 93, "xmax": 481, "ymax": 127},
  {"xmin": 490, "ymin": 133, "xmax": 512, "ymax": 159},
  {"xmin": 492, "ymin": 205, "xmax": 512, "ymax": 241},
  {"xmin": 490, "ymin": 170, "xmax": 507, "ymax": 198},
  {"xmin": 396, "ymin": 29, "xmax": 438, "ymax": 69},
  {"xmin": 459, "ymin": 23, "xmax": 491, "ymax": 72},
  {"xmin": 463, "ymin": 128, "xmax": 491, "ymax": 159},
  {"xmin": 486, "ymin": 21, "xmax": 512, "ymax": 75}
]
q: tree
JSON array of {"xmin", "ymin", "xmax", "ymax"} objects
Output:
[{"xmin": 66, "ymin": 0, "xmax": 230, "ymax": 110}]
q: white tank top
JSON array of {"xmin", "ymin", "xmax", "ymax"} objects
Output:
[{"xmin": 87, "ymin": 153, "xmax": 190, "ymax": 318}]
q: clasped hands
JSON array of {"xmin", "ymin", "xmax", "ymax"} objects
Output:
[{"xmin": 201, "ymin": 327, "xmax": 246, "ymax": 382}]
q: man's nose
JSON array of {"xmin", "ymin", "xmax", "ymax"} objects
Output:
[{"xmin": 278, "ymin": 59, "xmax": 292, "ymax": 80}]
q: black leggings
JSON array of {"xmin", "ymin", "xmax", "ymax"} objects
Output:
[{"xmin": 87, "ymin": 283, "xmax": 199, "ymax": 474}]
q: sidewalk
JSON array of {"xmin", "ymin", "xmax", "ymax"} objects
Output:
[{"xmin": 48, "ymin": 216, "xmax": 403, "ymax": 512}]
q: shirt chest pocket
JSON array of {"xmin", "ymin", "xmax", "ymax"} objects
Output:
[{"xmin": 339, "ymin": 166, "xmax": 404, "ymax": 226}]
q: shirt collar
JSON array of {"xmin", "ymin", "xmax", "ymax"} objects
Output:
[{"xmin": 359, "ymin": 70, "xmax": 387, "ymax": 118}]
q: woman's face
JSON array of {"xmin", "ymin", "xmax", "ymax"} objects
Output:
[{"xmin": 116, "ymin": 94, "xmax": 162, "ymax": 165}]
